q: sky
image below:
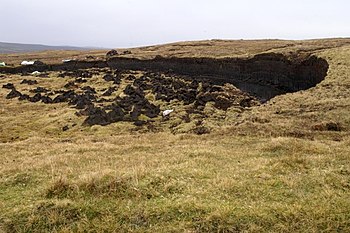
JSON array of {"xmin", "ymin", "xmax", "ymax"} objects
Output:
[{"xmin": 0, "ymin": 0, "xmax": 349, "ymax": 48}]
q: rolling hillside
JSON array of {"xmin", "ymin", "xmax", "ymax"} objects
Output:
[
  {"xmin": 0, "ymin": 41, "xmax": 97, "ymax": 54},
  {"xmin": 0, "ymin": 39, "xmax": 350, "ymax": 232}
]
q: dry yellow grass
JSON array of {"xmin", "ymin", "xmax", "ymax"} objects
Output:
[
  {"xmin": 1, "ymin": 134, "xmax": 349, "ymax": 232},
  {"xmin": 1, "ymin": 38, "xmax": 350, "ymax": 65},
  {"xmin": 0, "ymin": 39, "xmax": 350, "ymax": 232}
]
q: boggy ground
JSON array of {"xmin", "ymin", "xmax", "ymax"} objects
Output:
[
  {"xmin": 0, "ymin": 67, "xmax": 258, "ymax": 141},
  {"xmin": 0, "ymin": 41, "xmax": 350, "ymax": 232}
]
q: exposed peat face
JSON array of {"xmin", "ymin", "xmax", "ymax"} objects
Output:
[
  {"xmin": 1, "ymin": 68, "xmax": 259, "ymax": 130},
  {"xmin": 106, "ymin": 53, "xmax": 329, "ymax": 101},
  {"xmin": 0, "ymin": 53, "xmax": 329, "ymax": 131},
  {"xmin": 0, "ymin": 53, "xmax": 328, "ymax": 102}
]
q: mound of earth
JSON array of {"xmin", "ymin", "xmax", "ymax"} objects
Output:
[{"xmin": 1, "ymin": 68, "xmax": 259, "ymax": 133}]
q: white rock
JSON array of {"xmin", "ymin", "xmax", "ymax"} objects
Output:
[
  {"xmin": 31, "ymin": 71, "xmax": 41, "ymax": 76},
  {"xmin": 21, "ymin": 61, "xmax": 35, "ymax": 66},
  {"xmin": 62, "ymin": 59, "xmax": 74, "ymax": 63},
  {"xmin": 162, "ymin": 109, "xmax": 174, "ymax": 117}
]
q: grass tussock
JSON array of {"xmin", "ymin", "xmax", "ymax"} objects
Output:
[
  {"xmin": 3, "ymin": 200, "xmax": 100, "ymax": 233},
  {"xmin": 45, "ymin": 173, "xmax": 185, "ymax": 200}
]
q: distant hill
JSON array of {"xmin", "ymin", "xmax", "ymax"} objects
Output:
[{"xmin": 0, "ymin": 42, "xmax": 99, "ymax": 54}]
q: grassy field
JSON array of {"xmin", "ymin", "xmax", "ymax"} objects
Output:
[
  {"xmin": 0, "ymin": 39, "xmax": 350, "ymax": 232},
  {"xmin": 1, "ymin": 38, "xmax": 350, "ymax": 65}
]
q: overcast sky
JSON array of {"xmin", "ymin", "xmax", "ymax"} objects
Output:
[{"xmin": 1, "ymin": 0, "xmax": 349, "ymax": 48}]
